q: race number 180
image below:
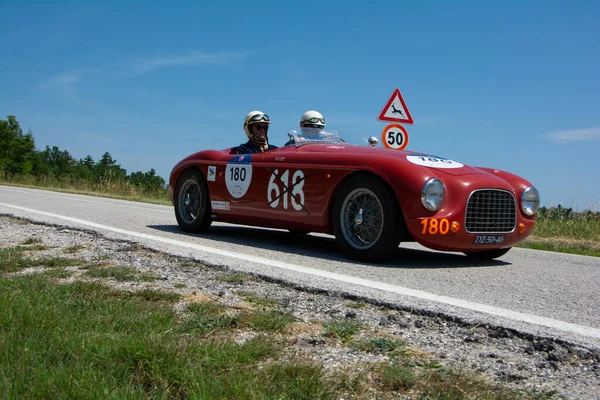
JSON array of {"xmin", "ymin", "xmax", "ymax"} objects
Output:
[{"xmin": 421, "ymin": 218, "xmax": 450, "ymax": 235}]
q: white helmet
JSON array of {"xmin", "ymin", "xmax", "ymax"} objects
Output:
[
  {"xmin": 243, "ymin": 110, "xmax": 271, "ymax": 144},
  {"xmin": 300, "ymin": 110, "xmax": 326, "ymax": 128}
]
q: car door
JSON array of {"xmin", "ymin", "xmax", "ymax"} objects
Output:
[{"xmin": 257, "ymin": 149, "xmax": 331, "ymax": 228}]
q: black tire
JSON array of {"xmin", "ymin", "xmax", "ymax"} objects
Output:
[
  {"xmin": 174, "ymin": 169, "xmax": 212, "ymax": 233},
  {"xmin": 464, "ymin": 248, "xmax": 511, "ymax": 260},
  {"xmin": 332, "ymin": 175, "xmax": 403, "ymax": 262}
]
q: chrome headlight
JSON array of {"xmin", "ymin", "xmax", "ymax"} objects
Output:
[
  {"xmin": 421, "ymin": 178, "xmax": 445, "ymax": 212},
  {"xmin": 521, "ymin": 186, "xmax": 540, "ymax": 216}
]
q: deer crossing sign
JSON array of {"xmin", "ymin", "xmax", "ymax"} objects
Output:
[{"xmin": 377, "ymin": 87, "xmax": 414, "ymax": 124}]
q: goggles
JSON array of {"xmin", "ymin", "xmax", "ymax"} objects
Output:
[
  {"xmin": 302, "ymin": 117, "xmax": 325, "ymax": 125},
  {"xmin": 302, "ymin": 123, "xmax": 324, "ymax": 129},
  {"xmin": 247, "ymin": 113, "xmax": 270, "ymax": 124}
]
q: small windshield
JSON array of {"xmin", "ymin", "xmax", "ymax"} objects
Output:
[{"xmin": 284, "ymin": 127, "xmax": 345, "ymax": 146}]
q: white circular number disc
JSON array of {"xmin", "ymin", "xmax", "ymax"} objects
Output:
[
  {"xmin": 407, "ymin": 155, "xmax": 464, "ymax": 169},
  {"xmin": 225, "ymin": 163, "xmax": 252, "ymax": 198}
]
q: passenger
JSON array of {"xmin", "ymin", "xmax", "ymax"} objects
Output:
[
  {"xmin": 299, "ymin": 110, "xmax": 326, "ymax": 135},
  {"xmin": 234, "ymin": 111, "xmax": 278, "ymax": 154},
  {"xmin": 285, "ymin": 110, "xmax": 327, "ymax": 146}
]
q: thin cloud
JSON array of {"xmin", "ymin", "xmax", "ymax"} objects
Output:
[
  {"xmin": 132, "ymin": 50, "xmax": 253, "ymax": 75},
  {"xmin": 37, "ymin": 68, "xmax": 98, "ymax": 104},
  {"xmin": 38, "ymin": 71, "xmax": 81, "ymax": 90},
  {"xmin": 545, "ymin": 127, "xmax": 600, "ymax": 143}
]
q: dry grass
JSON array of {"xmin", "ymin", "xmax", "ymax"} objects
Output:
[{"xmin": 525, "ymin": 236, "xmax": 600, "ymax": 251}]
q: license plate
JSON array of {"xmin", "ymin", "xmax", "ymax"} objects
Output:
[{"xmin": 473, "ymin": 235, "xmax": 505, "ymax": 244}]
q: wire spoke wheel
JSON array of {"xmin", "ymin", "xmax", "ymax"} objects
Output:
[
  {"xmin": 333, "ymin": 175, "xmax": 404, "ymax": 262},
  {"xmin": 174, "ymin": 170, "xmax": 212, "ymax": 233},
  {"xmin": 341, "ymin": 188, "xmax": 384, "ymax": 250},
  {"xmin": 178, "ymin": 179, "xmax": 202, "ymax": 224}
]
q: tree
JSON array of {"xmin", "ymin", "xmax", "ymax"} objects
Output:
[
  {"xmin": 144, "ymin": 168, "xmax": 166, "ymax": 190},
  {"xmin": 34, "ymin": 145, "xmax": 77, "ymax": 177},
  {"xmin": 95, "ymin": 151, "xmax": 126, "ymax": 182},
  {"xmin": 128, "ymin": 171, "xmax": 146, "ymax": 187},
  {"xmin": 128, "ymin": 168, "xmax": 166, "ymax": 192},
  {"xmin": 0, "ymin": 116, "xmax": 36, "ymax": 179},
  {"xmin": 73, "ymin": 155, "xmax": 95, "ymax": 180}
]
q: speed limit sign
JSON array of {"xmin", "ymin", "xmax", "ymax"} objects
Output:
[{"xmin": 381, "ymin": 123, "xmax": 409, "ymax": 150}]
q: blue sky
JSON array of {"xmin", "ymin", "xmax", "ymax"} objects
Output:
[{"xmin": 1, "ymin": 1, "xmax": 599, "ymax": 209}]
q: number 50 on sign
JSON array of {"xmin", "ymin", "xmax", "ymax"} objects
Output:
[{"xmin": 381, "ymin": 123, "xmax": 409, "ymax": 150}]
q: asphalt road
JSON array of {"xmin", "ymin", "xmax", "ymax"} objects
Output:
[{"xmin": 1, "ymin": 185, "xmax": 599, "ymax": 349}]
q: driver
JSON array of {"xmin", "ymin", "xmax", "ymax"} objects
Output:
[{"xmin": 234, "ymin": 110, "xmax": 278, "ymax": 154}]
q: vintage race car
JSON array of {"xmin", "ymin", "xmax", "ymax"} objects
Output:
[{"xmin": 169, "ymin": 129, "xmax": 540, "ymax": 262}]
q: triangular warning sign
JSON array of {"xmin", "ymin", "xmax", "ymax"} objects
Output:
[{"xmin": 377, "ymin": 88, "xmax": 414, "ymax": 124}]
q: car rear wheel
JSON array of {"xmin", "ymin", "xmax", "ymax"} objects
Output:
[
  {"xmin": 333, "ymin": 175, "xmax": 403, "ymax": 262},
  {"xmin": 464, "ymin": 248, "xmax": 511, "ymax": 260},
  {"xmin": 174, "ymin": 170, "xmax": 212, "ymax": 233}
]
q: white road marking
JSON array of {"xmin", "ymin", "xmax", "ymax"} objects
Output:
[
  {"xmin": 1, "ymin": 202, "xmax": 599, "ymax": 341},
  {"xmin": 0, "ymin": 186, "xmax": 172, "ymax": 213}
]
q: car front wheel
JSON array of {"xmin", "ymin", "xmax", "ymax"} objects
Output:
[
  {"xmin": 174, "ymin": 170, "xmax": 212, "ymax": 233},
  {"xmin": 333, "ymin": 175, "xmax": 403, "ymax": 262}
]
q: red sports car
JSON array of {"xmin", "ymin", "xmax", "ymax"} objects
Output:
[{"xmin": 169, "ymin": 130, "xmax": 540, "ymax": 262}]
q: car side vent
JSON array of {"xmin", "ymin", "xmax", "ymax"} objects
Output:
[{"xmin": 465, "ymin": 189, "xmax": 516, "ymax": 233}]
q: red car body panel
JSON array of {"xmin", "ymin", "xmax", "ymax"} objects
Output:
[{"xmin": 169, "ymin": 143, "xmax": 536, "ymax": 253}]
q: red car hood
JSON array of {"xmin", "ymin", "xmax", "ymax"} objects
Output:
[{"xmin": 303, "ymin": 144, "xmax": 484, "ymax": 177}]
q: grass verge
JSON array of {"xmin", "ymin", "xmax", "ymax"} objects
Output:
[{"xmin": 0, "ymin": 250, "xmax": 554, "ymax": 399}]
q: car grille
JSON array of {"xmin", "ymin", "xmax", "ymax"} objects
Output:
[{"xmin": 465, "ymin": 189, "xmax": 516, "ymax": 233}]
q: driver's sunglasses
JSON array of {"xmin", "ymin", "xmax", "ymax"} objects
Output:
[
  {"xmin": 249, "ymin": 113, "xmax": 270, "ymax": 123},
  {"xmin": 303, "ymin": 117, "xmax": 325, "ymax": 124},
  {"xmin": 303, "ymin": 124, "xmax": 324, "ymax": 129},
  {"xmin": 253, "ymin": 124, "xmax": 269, "ymax": 132}
]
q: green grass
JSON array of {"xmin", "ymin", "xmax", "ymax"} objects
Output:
[
  {"xmin": 32, "ymin": 257, "xmax": 82, "ymax": 268},
  {"xmin": 246, "ymin": 309, "xmax": 296, "ymax": 332},
  {"xmin": 180, "ymin": 301, "xmax": 295, "ymax": 335},
  {"xmin": 380, "ymin": 362, "xmax": 418, "ymax": 391},
  {"xmin": 63, "ymin": 244, "xmax": 88, "ymax": 254},
  {"xmin": 17, "ymin": 238, "xmax": 49, "ymax": 252},
  {"xmin": 323, "ymin": 318, "xmax": 362, "ymax": 342},
  {"xmin": 0, "ymin": 275, "xmax": 331, "ymax": 399},
  {"xmin": 415, "ymin": 367, "xmax": 551, "ymax": 400},
  {"xmin": 125, "ymin": 288, "xmax": 181, "ymax": 303},
  {"xmin": 21, "ymin": 244, "xmax": 50, "ymax": 251},
  {"xmin": 20, "ymin": 237, "xmax": 43, "ymax": 245},
  {"xmin": 521, "ymin": 219, "xmax": 600, "ymax": 257},
  {"xmin": 530, "ymin": 219, "xmax": 600, "ymax": 241},
  {"xmin": 85, "ymin": 265, "xmax": 157, "ymax": 282},
  {"xmin": 0, "ymin": 247, "xmax": 81, "ymax": 273},
  {"xmin": 519, "ymin": 241, "xmax": 600, "ymax": 257},
  {"xmin": 377, "ymin": 360, "xmax": 556, "ymax": 399},
  {"xmin": 235, "ymin": 290, "xmax": 279, "ymax": 308},
  {"xmin": 353, "ymin": 336, "xmax": 408, "ymax": 355},
  {"xmin": 41, "ymin": 268, "xmax": 74, "ymax": 279},
  {"xmin": 0, "ymin": 247, "xmax": 27, "ymax": 273},
  {"xmin": 0, "ymin": 250, "xmax": 555, "ymax": 399}
]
